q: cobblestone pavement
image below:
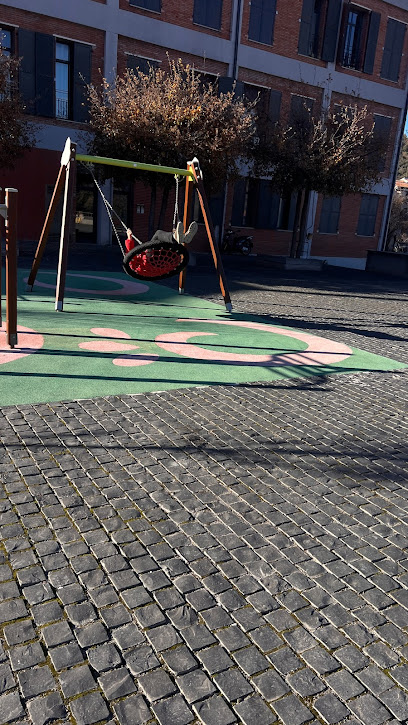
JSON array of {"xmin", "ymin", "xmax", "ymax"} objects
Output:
[{"xmin": 0, "ymin": 253, "xmax": 407, "ymax": 725}]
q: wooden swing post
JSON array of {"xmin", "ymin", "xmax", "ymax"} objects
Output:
[{"xmin": 0, "ymin": 188, "xmax": 18, "ymax": 348}]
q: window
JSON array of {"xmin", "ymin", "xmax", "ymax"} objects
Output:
[
  {"xmin": 129, "ymin": 0, "xmax": 161, "ymax": 11},
  {"xmin": 248, "ymin": 0, "xmax": 277, "ymax": 46},
  {"xmin": 298, "ymin": 0, "xmax": 343, "ymax": 62},
  {"xmin": 127, "ymin": 55, "xmax": 159, "ymax": 75},
  {"xmin": 19, "ymin": 30, "xmax": 91, "ymax": 121},
  {"xmin": 290, "ymin": 95, "xmax": 314, "ymax": 124},
  {"xmin": 193, "ymin": 0, "xmax": 223, "ymax": 31},
  {"xmin": 381, "ymin": 19, "xmax": 406, "ymax": 82},
  {"xmin": 278, "ymin": 192, "xmax": 297, "ymax": 231},
  {"xmin": 319, "ymin": 196, "xmax": 341, "ymax": 233},
  {"xmin": 0, "ymin": 27, "xmax": 12, "ymax": 56},
  {"xmin": 231, "ymin": 178, "xmax": 280, "ymax": 229},
  {"xmin": 56, "ymin": 42, "xmax": 70, "ymax": 119},
  {"xmin": 357, "ymin": 194, "xmax": 379, "ymax": 236},
  {"xmin": 338, "ymin": 5, "xmax": 380, "ymax": 73}
]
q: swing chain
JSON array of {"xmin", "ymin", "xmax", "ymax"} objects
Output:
[{"xmin": 173, "ymin": 174, "xmax": 182, "ymax": 231}]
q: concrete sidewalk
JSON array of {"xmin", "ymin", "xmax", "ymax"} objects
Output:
[{"xmin": 0, "ymin": 251, "xmax": 407, "ymax": 725}]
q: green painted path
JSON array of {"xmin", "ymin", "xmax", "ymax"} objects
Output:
[{"xmin": 0, "ymin": 270, "xmax": 405, "ymax": 406}]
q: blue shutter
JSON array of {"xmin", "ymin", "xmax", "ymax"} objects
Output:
[
  {"xmin": 35, "ymin": 32, "xmax": 54, "ymax": 117},
  {"xmin": 127, "ymin": 55, "xmax": 158, "ymax": 74},
  {"xmin": 73, "ymin": 43, "xmax": 92, "ymax": 122},
  {"xmin": 193, "ymin": 0, "xmax": 222, "ymax": 29},
  {"xmin": 129, "ymin": 0, "xmax": 161, "ymax": 10},
  {"xmin": 218, "ymin": 77, "xmax": 244, "ymax": 98},
  {"xmin": 321, "ymin": 0, "xmax": 342, "ymax": 62},
  {"xmin": 381, "ymin": 19, "xmax": 406, "ymax": 82},
  {"xmin": 373, "ymin": 115, "xmax": 392, "ymax": 172},
  {"xmin": 231, "ymin": 179, "xmax": 246, "ymax": 226},
  {"xmin": 363, "ymin": 12, "xmax": 380, "ymax": 74},
  {"xmin": 257, "ymin": 180, "xmax": 280, "ymax": 229},
  {"xmin": 268, "ymin": 90, "xmax": 282, "ymax": 123},
  {"xmin": 249, "ymin": 0, "xmax": 276, "ymax": 46},
  {"xmin": 298, "ymin": 0, "xmax": 315, "ymax": 56},
  {"xmin": 319, "ymin": 196, "xmax": 341, "ymax": 233},
  {"xmin": 18, "ymin": 29, "xmax": 36, "ymax": 114},
  {"xmin": 357, "ymin": 194, "xmax": 379, "ymax": 236}
]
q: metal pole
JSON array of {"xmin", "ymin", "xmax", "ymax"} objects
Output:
[
  {"xmin": 76, "ymin": 153, "xmax": 195, "ymax": 180},
  {"xmin": 55, "ymin": 141, "xmax": 77, "ymax": 311},
  {"xmin": 5, "ymin": 188, "xmax": 18, "ymax": 348},
  {"xmin": 178, "ymin": 168, "xmax": 194, "ymax": 294}
]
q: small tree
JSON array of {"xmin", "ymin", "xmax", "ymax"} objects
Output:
[
  {"xmin": 87, "ymin": 59, "xmax": 255, "ymax": 236},
  {"xmin": 0, "ymin": 51, "xmax": 33, "ymax": 170},
  {"xmin": 386, "ymin": 192, "xmax": 408, "ymax": 250},
  {"xmin": 397, "ymin": 133, "xmax": 408, "ymax": 179},
  {"xmin": 253, "ymin": 103, "xmax": 385, "ymax": 257}
]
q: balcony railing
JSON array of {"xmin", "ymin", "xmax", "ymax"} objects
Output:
[{"xmin": 56, "ymin": 96, "xmax": 69, "ymax": 119}]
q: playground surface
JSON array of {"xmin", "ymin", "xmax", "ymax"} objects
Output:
[
  {"xmin": 0, "ymin": 254, "xmax": 407, "ymax": 725},
  {"xmin": 0, "ymin": 267, "xmax": 405, "ymax": 406}
]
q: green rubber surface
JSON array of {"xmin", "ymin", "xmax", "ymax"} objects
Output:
[{"xmin": 0, "ymin": 270, "xmax": 405, "ymax": 406}]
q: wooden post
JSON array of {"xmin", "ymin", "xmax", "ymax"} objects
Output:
[
  {"xmin": 55, "ymin": 140, "xmax": 77, "ymax": 311},
  {"xmin": 27, "ymin": 164, "xmax": 66, "ymax": 289},
  {"xmin": 190, "ymin": 159, "xmax": 232, "ymax": 312},
  {"xmin": 5, "ymin": 188, "xmax": 18, "ymax": 348},
  {"xmin": 178, "ymin": 168, "xmax": 194, "ymax": 294}
]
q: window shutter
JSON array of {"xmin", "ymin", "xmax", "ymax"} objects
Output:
[
  {"xmin": 249, "ymin": 0, "xmax": 277, "ymax": 46},
  {"xmin": 373, "ymin": 115, "xmax": 392, "ymax": 172},
  {"xmin": 321, "ymin": 0, "xmax": 342, "ymax": 62},
  {"xmin": 363, "ymin": 12, "xmax": 380, "ymax": 74},
  {"xmin": 268, "ymin": 89, "xmax": 282, "ymax": 123},
  {"xmin": 127, "ymin": 55, "xmax": 158, "ymax": 75},
  {"xmin": 357, "ymin": 194, "xmax": 379, "ymax": 236},
  {"xmin": 231, "ymin": 179, "xmax": 246, "ymax": 226},
  {"xmin": 129, "ymin": 0, "xmax": 161, "ymax": 11},
  {"xmin": 381, "ymin": 19, "xmax": 406, "ymax": 82},
  {"xmin": 18, "ymin": 29, "xmax": 36, "ymax": 114},
  {"xmin": 290, "ymin": 95, "xmax": 314, "ymax": 122},
  {"xmin": 319, "ymin": 196, "xmax": 341, "ymax": 233},
  {"xmin": 35, "ymin": 32, "xmax": 54, "ymax": 117},
  {"xmin": 257, "ymin": 181, "xmax": 279, "ymax": 229},
  {"xmin": 193, "ymin": 0, "xmax": 222, "ymax": 29},
  {"xmin": 73, "ymin": 43, "xmax": 92, "ymax": 122},
  {"xmin": 218, "ymin": 77, "xmax": 244, "ymax": 98},
  {"xmin": 298, "ymin": 0, "xmax": 315, "ymax": 56}
]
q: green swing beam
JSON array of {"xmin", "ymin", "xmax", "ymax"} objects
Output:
[
  {"xmin": 27, "ymin": 138, "xmax": 232, "ymax": 312},
  {"xmin": 76, "ymin": 153, "xmax": 196, "ymax": 180}
]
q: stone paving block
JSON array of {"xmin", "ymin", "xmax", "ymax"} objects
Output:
[
  {"xmin": 232, "ymin": 646, "xmax": 269, "ymax": 676},
  {"xmin": 313, "ymin": 692, "xmax": 350, "ymax": 724},
  {"xmin": 17, "ymin": 665, "xmax": 56, "ymax": 698},
  {"xmin": 120, "ymin": 585, "xmax": 152, "ymax": 609},
  {"xmin": 9, "ymin": 642, "xmax": 46, "ymax": 671},
  {"xmin": 0, "ymin": 598, "xmax": 28, "ymax": 623},
  {"xmin": 146, "ymin": 623, "xmax": 182, "ymax": 652},
  {"xmin": 325, "ymin": 669, "xmax": 365, "ymax": 700},
  {"xmin": 348, "ymin": 693, "xmax": 392, "ymax": 725},
  {"xmin": 364, "ymin": 640, "xmax": 400, "ymax": 668},
  {"xmin": 334, "ymin": 645, "xmax": 369, "ymax": 672},
  {"xmin": 40, "ymin": 620, "xmax": 73, "ymax": 648},
  {"xmin": 49, "ymin": 641, "xmax": 84, "ymax": 670},
  {"xmin": 133, "ymin": 604, "xmax": 166, "ymax": 629},
  {"xmin": 125, "ymin": 645, "xmax": 160, "ymax": 676},
  {"xmin": 0, "ymin": 662, "xmax": 16, "ymax": 694},
  {"xmin": 27, "ymin": 692, "xmax": 66, "ymax": 725},
  {"xmin": 181, "ymin": 623, "xmax": 217, "ymax": 651},
  {"xmin": 267, "ymin": 647, "xmax": 303, "ymax": 675},
  {"xmin": 59, "ymin": 664, "xmax": 96, "ymax": 698},
  {"xmin": 98, "ymin": 666, "xmax": 137, "ymax": 699},
  {"xmin": 152, "ymin": 694, "xmax": 194, "ymax": 725},
  {"xmin": 3, "ymin": 619, "xmax": 36, "ymax": 646},
  {"xmin": 287, "ymin": 668, "xmax": 326, "ymax": 697},
  {"xmin": 193, "ymin": 694, "xmax": 237, "ymax": 725},
  {"xmin": 357, "ymin": 665, "xmax": 393, "ymax": 695},
  {"xmin": 379, "ymin": 686, "xmax": 408, "ymax": 721},
  {"xmin": 138, "ymin": 668, "xmax": 177, "ymax": 701},
  {"xmin": 233, "ymin": 694, "xmax": 276, "ymax": 725},
  {"xmin": 87, "ymin": 642, "xmax": 122, "ymax": 673},
  {"xmin": 0, "ymin": 690, "xmax": 25, "ymax": 723},
  {"xmin": 197, "ymin": 646, "xmax": 234, "ymax": 675},
  {"xmin": 75, "ymin": 621, "xmax": 109, "ymax": 648},
  {"xmin": 112, "ymin": 623, "xmax": 145, "ymax": 652},
  {"xmin": 69, "ymin": 691, "xmax": 110, "ymax": 725},
  {"xmin": 272, "ymin": 694, "xmax": 314, "ymax": 725},
  {"xmin": 252, "ymin": 669, "xmax": 290, "ymax": 700},
  {"xmin": 113, "ymin": 693, "xmax": 152, "ymax": 725},
  {"xmin": 30, "ymin": 601, "xmax": 63, "ymax": 625},
  {"xmin": 176, "ymin": 668, "xmax": 217, "ymax": 703}
]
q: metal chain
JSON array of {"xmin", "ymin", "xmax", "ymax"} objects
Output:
[{"xmin": 173, "ymin": 175, "xmax": 181, "ymax": 230}]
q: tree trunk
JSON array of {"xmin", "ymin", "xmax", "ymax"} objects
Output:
[
  {"xmin": 289, "ymin": 190, "xmax": 303, "ymax": 258},
  {"xmin": 157, "ymin": 185, "xmax": 170, "ymax": 231},
  {"xmin": 295, "ymin": 187, "xmax": 311, "ymax": 258},
  {"xmin": 148, "ymin": 181, "xmax": 157, "ymax": 239}
]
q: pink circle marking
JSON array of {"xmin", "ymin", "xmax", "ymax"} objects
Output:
[
  {"xmin": 78, "ymin": 327, "xmax": 158, "ymax": 367},
  {"xmin": 155, "ymin": 319, "xmax": 352, "ymax": 366},
  {"xmin": 79, "ymin": 341, "xmax": 139, "ymax": 353},
  {"xmin": 90, "ymin": 328, "xmax": 131, "ymax": 339},
  {"xmin": 24, "ymin": 273, "xmax": 149, "ymax": 296},
  {"xmin": 113, "ymin": 353, "xmax": 160, "ymax": 367},
  {"xmin": 0, "ymin": 324, "xmax": 44, "ymax": 365}
]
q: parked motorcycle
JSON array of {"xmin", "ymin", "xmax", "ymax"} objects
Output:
[{"xmin": 221, "ymin": 227, "xmax": 253, "ymax": 255}]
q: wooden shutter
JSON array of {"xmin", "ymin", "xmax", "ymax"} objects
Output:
[
  {"xmin": 18, "ymin": 29, "xmax": 36, "ymax": 114},
  {"xmin": 249, "ymin": 0, "xmax": 277, "ymax": 46},
  {"xmin": 373, "ymin": 115, "xmax": 392, "ymax": 172},
  {"xmin": 231, "ymin": 179, "xmax": 246, "ymax": 226},
  {"xmin": 129, "ymin": 0, "xmax": 161, "ymax": 10},
  {"xmin": 363, "ymin": 12, "xmax": 380, "ymax": 74},
  {"xmin": 35, "ymin": 32, "xmax": 54, "ymax": 117},
  {"xmin": 319, "ymin": 196, "xmax": 341, "ymax": 233},
  {"xmin": 193, "ymin": 0, "xmax": 222, "ymax": 29},
  {"xmin": 357, "ymin": 194, "xmax": 379, "ymax": 236},
  {"xmin": 268, "ymin": 89, "xmax": 282, "ymax": 124},
  {"xmin": 381, "ymin": 19, "xmax": 406, "ymax": 82},
  {"xmin": 298, "ymin": 0, "xmax": 315, "ymax": 56},
  {"xmin": 73, "ymin": 43, "xmax": 92, "ymax": 122},
  {"xmin": 127, "ymin": 55, "xmax": 158, "ymax": 75},
  {"xmin": 321, "ymin": 0, "xmax": 342, "ymax": 62}
]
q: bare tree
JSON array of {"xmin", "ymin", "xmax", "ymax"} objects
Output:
[
  {"xmin": 386, "ymin": 192, "xmax": 408, "ymax": 251},
  {"xmin": 87, "ymin": 58, "xmax": 255, "ymax": 236},
  {"xmin": 0, "ymin": 50, "xmax": 33, "ymax": 170}
]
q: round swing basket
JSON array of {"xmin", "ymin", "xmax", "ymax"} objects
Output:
[{"xmin": 123, "ymin": 239, "xmax": 189, "ymax": 281}]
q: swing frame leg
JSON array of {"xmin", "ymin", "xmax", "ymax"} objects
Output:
[{"xmin": 55, "ymin": 141, "xmax": 77, "ymax": 311}]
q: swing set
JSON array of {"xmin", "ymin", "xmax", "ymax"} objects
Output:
[{"xmin": 27, "ymin": 138, "xmax": 232, "ymax": 311}]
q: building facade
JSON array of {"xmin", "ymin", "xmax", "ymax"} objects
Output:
[{"xmin": 0, "ymin": 0, "xmax": 407, "ymax": 269}]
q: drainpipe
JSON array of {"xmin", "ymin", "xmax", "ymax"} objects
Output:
[
  {"xmin": 379, "ymin": 83, "xmax": 408, "ymax": 252},
  {"xmin": 231, "ymin": 0, "xmax": 243, "ymax": 80}
]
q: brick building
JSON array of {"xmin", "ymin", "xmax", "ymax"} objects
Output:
[{"xmin": 0, "ymin": 0, "xmax": 407, "ymax": 269}]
